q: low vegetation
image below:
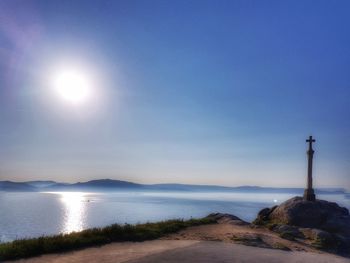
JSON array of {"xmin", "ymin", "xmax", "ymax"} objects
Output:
[{"xmin": 0, "ymin": 217, "xmax": 215, "ymax": 261}]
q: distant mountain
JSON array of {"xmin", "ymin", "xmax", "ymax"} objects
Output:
[
  {"xmin": 147, "ymin": 183, "xmax": 236, "ymax": 192},
  {"xmin": 46, "ymin": 179, "xmax": 142, "ymax": 191},
  {"xmin": 0, "ymin": 179, "xmax": 347, "ymax": 194},
  {"xmin": 147, "ymin": 184, "xmax": 345, "ymax": 194},
  {"xmin": 74, "ymin": 179, "xmax": 141, "ymax": 188},
  {"xmin": 0, "ymin": 181, "xmax": 36, "ymax": 192},
  {"xmin": 147, "ymin": 184, "xmax": 263, "ymax": 192}
]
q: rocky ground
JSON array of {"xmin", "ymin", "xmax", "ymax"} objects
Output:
[{"xmin": 163, "ymin": 213, "xmax": 333, "ymax": 253}]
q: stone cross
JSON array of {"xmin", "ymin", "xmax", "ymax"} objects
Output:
[{"xmin": 303, "ymin": 136, "xmax": 316, "ymax": 201}]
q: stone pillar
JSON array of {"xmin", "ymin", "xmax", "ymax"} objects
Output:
[{"xmin": 303, "ymin": 136, "xmax": 316, "ymax": 201}]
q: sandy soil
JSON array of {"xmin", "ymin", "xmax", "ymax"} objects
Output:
[
  {"xmin": 162, "ymin": 218, "xmax": 315, "ymax": 252},
  {"xmin": 11, "ymin": 219, "xmax": 350, "ymax": 263}
]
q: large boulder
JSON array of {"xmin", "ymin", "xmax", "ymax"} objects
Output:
[
  {"xmin": 254, "ymin": 196, "xmax": 350, "ymax": 254},
  {"xmin": 266, "ymin": 197, "xmax": 350, "ymax": 235}
]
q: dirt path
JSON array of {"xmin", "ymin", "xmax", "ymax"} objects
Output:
[
  {"xmin": 11, "ymin": 218, "xmax": 350, "ymax": 263},
  {"xmin": 12, "ymin": 240, "xmax": 350, "ymax": 263},
  {"xmin": 127, "ymin": 241, "xmax": 350, "ymax": 263},
  {"xmin": 12, "ymin": 240, "xmax": 199, "ymax": 263}
]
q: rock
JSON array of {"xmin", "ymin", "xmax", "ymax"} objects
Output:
[
  {"xmin": 232, "ymin": 235, "xmax": 271, "ymax": 248},
  {"xmin": 272, "ymin": 224, "xmax": 304, "ymax": 239},
  {"xmin": 207, "ymin": 213, "xmax": 242, "ymax": 221},
  {"xmin": 335, "ymin": 235, "xmax": 350, "ymax": 254},
  {"xmin": 207, "ymin": 213, "xmax": 249, "ymax": 225},
  {"xmin": 265, "ymin": 197, "xmax": 350, "ymax": 235},
  {"xmin": 299, "ymin": 228, "xmax": 316, "ymax": 239},
  {"xmin": 300, "ymin": 228, "xmax": 327, "ymax": 239},
  {"xmin": 308, "ymin": 229, "xmax": 335, "ymax": 248},
  {"xmin": 257, "ymin": 208, "xmax": 271, "ymax": 219},
  {"xmin": 300, "ymin": 228, "xmax": 350, "ymax": 252},
  {"xmin": 313, "ymin": 229, "xmax": 334, "ymax": 241},
  {"xmin": 253, "ymin": 196, "xmax": 350, "ymax": 255},
  {"xmin": 253, "ymin": 206, "xmax": 277, "ymax": 225}
]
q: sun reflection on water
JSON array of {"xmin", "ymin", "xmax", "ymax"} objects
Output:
[{"xmin": 59, "ymin": 192, "xmax": 87, "ymax": 233}]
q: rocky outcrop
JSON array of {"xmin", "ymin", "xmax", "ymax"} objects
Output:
[
  {"xmin": 255, "ymin": 197, "xmax": 350, "ymax": 233},
  {"xmin": 207, "ymin": 213, "xmax": 249, "ymax": 226},
  {"xmin": 254, "ymin": 196, "xmax": 350, "ymax": 255}
]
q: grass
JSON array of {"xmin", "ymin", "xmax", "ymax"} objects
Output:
[{"xmin": 0, "ymin": 217, "xmax": 216, "ymax": 261}]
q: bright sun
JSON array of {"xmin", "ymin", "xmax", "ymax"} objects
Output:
[{"xmin": 51, "ymin": 67, "xmax": 93, "ymax": 105}]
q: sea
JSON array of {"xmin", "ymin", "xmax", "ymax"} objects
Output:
[{"xmin": 0, "ymin": 191, "xmax": 349, "ymax": 243}]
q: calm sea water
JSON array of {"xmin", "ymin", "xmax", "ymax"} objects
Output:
[{"xmin": 0, "ymin": 191, "xmax": 349, "ymax": 242}]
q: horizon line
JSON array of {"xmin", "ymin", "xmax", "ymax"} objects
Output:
[{"xmin": 0, "ymin": 178, "xmax": 347, "ymax": 190}]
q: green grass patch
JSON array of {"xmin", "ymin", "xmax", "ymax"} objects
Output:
[{"xmin": 0, "ymin": 217, "xmax": 215, "ymax": 261}]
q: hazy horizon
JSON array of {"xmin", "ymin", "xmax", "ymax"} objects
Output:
[
  {"xmin": 1, "ymin": 177, "xmax": 349, "ymax": 190},
  {"xmin": 1, "ymin": 1, "xmax": 349, "ymax": 189}
]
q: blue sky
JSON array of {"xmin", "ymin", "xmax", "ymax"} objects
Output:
[{"xmin": 0, "ymin": 0, "xmax": 349, "ymax": 188}]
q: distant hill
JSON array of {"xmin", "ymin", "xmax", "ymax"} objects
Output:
[
  {"xmin": 0, "ymin": 181, "xmax": 36, "ymax": 192},
  {"xmin": 149, "ymin": 184, "xmax": 345, "ymax": 194},
  {"xmin": 0, "ymin": 179, "xmax": 346, "ymax": 194},
  {"xmin": 74, "ymin": 179, "xmax": 141, "ymax": 188},
  {"xmin": 45, "ymin": 179, "xmax": 141, "ymax": 191}
]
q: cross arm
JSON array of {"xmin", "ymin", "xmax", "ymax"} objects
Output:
[{"xmin": 306, "ymin": 136, "xmax": 316, "ymax": 143}]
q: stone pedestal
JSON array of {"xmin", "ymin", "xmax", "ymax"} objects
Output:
[{"xmin": 303, "ymin": 188, "xmax": 316, "ymax": 201}]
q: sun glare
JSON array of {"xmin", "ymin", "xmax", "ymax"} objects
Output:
[
  {"xmin": 51, "ymin": 67, "xmax": 93, "ymax": 105},
  {"xmin": 60, "ymin": 192, "xmax": 87, "ymax": 233}
]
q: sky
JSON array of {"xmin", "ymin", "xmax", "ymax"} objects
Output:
[{"xmin": 0, "ymin": 0, "xmax": 349, "ymax": 189}]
